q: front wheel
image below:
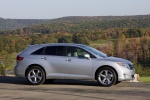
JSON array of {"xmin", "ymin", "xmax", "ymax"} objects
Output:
[
  {"xmin": 26, "ymin": 66, "xmax": 45, "ymax": 85},
  {"xmin": 96, "ymin": 67, "xmax": 117, "ymax": 87}
]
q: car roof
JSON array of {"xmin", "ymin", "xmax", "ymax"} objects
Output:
[
  {"xmin": 34, "ymin": 43, "xmax": 86, "ymax": 47},
  {"xmin": 30, "ymin": 43, "xmax": 88, "ymax": 48},
  {"xmin": 20, "ymin": 43, "xmax": 87, "ymax": 55}
]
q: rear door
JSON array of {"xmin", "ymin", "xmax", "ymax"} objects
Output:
[{"xmin": 40, "ymin": 46, "xmax": 66, "ymax": 79}]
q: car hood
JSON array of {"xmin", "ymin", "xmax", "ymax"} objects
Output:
[{"xmin": 99, "ymin": 57, "xmax": 132, "ymax": 65}]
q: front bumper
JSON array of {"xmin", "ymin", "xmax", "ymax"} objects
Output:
[{"xmin": 118, "ymin": 67, "xmax": 135, "ymax": 81}]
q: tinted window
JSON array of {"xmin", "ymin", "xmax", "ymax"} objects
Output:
[
  {"xmin": 31, "ymin": 47, "xmax": 45, "ymax": 55},
  {"xmin": 66, "ymin": 46, "xmax": 96, "ymax": 58},
  {"xmin": 66, "ymin": 47, "xmax": 78, "ymax": 57},
  {"xmin": 44, "ymin": 46, "xmax": 64, "ymax": 56},
  {"xmin": 84, "ymin": 46, "xmax": 107, "ymax": 58}
]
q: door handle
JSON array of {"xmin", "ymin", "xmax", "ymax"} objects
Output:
[
  {"xmin": 41, "ymin": 57, "xmax": 47, "ymax": 60},
  {"xmin": 65, "ymin": 59, "xmax": 71, "ymax": 62}
]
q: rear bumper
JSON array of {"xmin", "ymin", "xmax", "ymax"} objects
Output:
[{"xmin": 14, "ymin": 65, "xmax": 26, "ymax": 78}]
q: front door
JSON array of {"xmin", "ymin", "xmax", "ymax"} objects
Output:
[{"xmin": 64, "ymin": 46, "xmax": 93, "ymax": 79}]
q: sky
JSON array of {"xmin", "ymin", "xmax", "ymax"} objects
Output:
[{"xmin": 0, "ymin": 0, "xmax": 150, "ymax": 19}]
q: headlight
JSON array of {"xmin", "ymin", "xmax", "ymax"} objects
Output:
[{"xmin": 117, "ymin": 62, "xmax": 130, "ymax": 69}]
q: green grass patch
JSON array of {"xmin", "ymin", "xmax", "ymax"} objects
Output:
[
  {"xmin": 140, "ymin": 77, "xmax": 150, "ymax": 82},
  {"xmin": 90, "ymin": 40, "xmax": 110, "ymax": 45}
]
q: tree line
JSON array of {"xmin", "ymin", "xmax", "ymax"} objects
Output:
[
  {"xmin": 1, "ymin": 15, "xmax": 150, "ymax": 34},
  {"xmin": 0, "ymin": 28, "xmax": 150, "ymax": 76}
]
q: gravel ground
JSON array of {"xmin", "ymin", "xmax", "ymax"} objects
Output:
[{"xmin": 0, "ymin": 76, "xmax": 150, "ymax": 100}]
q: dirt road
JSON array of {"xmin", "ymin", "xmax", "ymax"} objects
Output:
[{"xmin": 0, "ymin": 76, "xmax": 150, "ymax": 100}]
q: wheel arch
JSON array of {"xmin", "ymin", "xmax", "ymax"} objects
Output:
[
  {"xmin": 95, "ymin": 65, "xmax": 118, "ymax": 81},
  {"xmin": 25, "ymin": 64, "xmax": 46, "ymax": 78}
]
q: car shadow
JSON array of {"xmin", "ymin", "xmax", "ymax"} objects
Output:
[
  {"xmin": 45, "ymin": 79, "xmax": 99, "ymax": 86},
  {"xmin": 0, "ymin": 76, "xmax": 99, "ymax": 86},
  {"xmin": 0, "ymin": 76, "xmax": 28, "ymax": 85}
]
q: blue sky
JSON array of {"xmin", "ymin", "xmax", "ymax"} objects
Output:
[{"xmin": 0, "ymin": 0, "xmax": 150, "ymax": 19}]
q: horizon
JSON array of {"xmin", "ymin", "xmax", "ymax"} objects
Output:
[
  {"xmin": 1, "ymin": 14, "xmax": 150, "ymax": 20},
  {"xmin": 0, "ymin": 0, "xmax": 150, "ymax": 19}
]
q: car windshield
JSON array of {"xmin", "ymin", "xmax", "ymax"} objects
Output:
[{"xmin": 84, "ymin": 46, "xmax": 107, "ymax": 58}]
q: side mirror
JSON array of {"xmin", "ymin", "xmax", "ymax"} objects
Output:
[{"xmin": 84, "ymin": 54, "xmax": 91, "ymax": 60}]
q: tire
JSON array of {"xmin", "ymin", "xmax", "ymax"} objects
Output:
[
  {"xmin": 26, "ymin": 66, "xmax": 45, "ymax": 85},
  {"xmin": 96, "ymin": 67, "xmax": 117, "ymax": 87}
]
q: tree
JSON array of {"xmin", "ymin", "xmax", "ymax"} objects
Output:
[
  {"xmin": 0, "ymin": 54, "xmax": 13, "ymax": 76},
  {"xmin": 31, "ymin": 35, "xmax": 42, "ymax": 44},
  {"xmin": 72, "ymin": 34, "xmax": 90, "ymax": 45},
  {"xmin": 119, "ymin": 34, "xmax": 126, "ymax": 40},
  {"xmin": 58, "ymin": 36, "xmax": 72, "ymax": 43}
]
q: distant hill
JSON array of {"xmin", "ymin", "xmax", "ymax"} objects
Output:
[
  {"xmin": 0, "ymin": 18, "xmax": 47, "ymax": 31},
  {"xmin": 51, "ymin": 15, "xmax": 150, "ymax": 22},
  {"xmin": 22, "ymin": 15, "xmax": 150, "ymax": 34},
  {"xmin": 1, "ymin": 14, "xmax": 150, "ymax": 34}
]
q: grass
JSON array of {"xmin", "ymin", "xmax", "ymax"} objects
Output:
[
  {"xmin": 90, "ymin": 40, "xmax": 113, "ymax": 48},
  {"xmin": 140, "ymin": 77, "xmax": 150, "ymax": 82},
  {"xmin": 90, "ymin": 40, "xmax": 111, "ymax": 45}
]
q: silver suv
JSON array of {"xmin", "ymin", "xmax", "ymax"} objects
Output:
[{"xmin": 14, "ymin": 43, "xmax": 135, "ymax": 87}]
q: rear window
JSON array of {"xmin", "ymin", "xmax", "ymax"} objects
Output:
[
  {"xmin": 44, "ymin": 46, "xmax": 64, "ymax": 56},
  {"xmin": 31, "ymin": 47, "xmax": 45, "ymax": 55}
]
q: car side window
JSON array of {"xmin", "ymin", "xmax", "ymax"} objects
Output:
[
  {"xmin": 66, "ymin": 47, "xmax": 90, "ymax": 58},
  {"xmin": 31, "ymin": 47, "xmax": 45, "ymax": 55},
  {"xmin": 76, "ymin": 48, "xmax": 88, "ymax": 57},
  {"xmin": 66, "ymin": 47, "xmax": 78, "ymax": 57},
  {"xmin": 44, "ymin": 46, "xmax": 64, "ymax": 56}
]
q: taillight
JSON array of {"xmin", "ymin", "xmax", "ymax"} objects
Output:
[{"xmin": 16, "ymin": 55, "xmax": 24, "ymax": 61}]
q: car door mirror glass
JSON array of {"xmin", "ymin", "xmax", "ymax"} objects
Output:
[{"xmin": 84, "ymin": 54, "xmax": 90, "ymax": 59}]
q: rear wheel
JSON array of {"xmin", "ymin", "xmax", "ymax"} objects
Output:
[
  {"xmin": 26, "ymin": 66, "xmax": 45, "ymax": 85},
  {"xmin": 96, "ymin": 67, "xmax": 117, "ymax": 87}
]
